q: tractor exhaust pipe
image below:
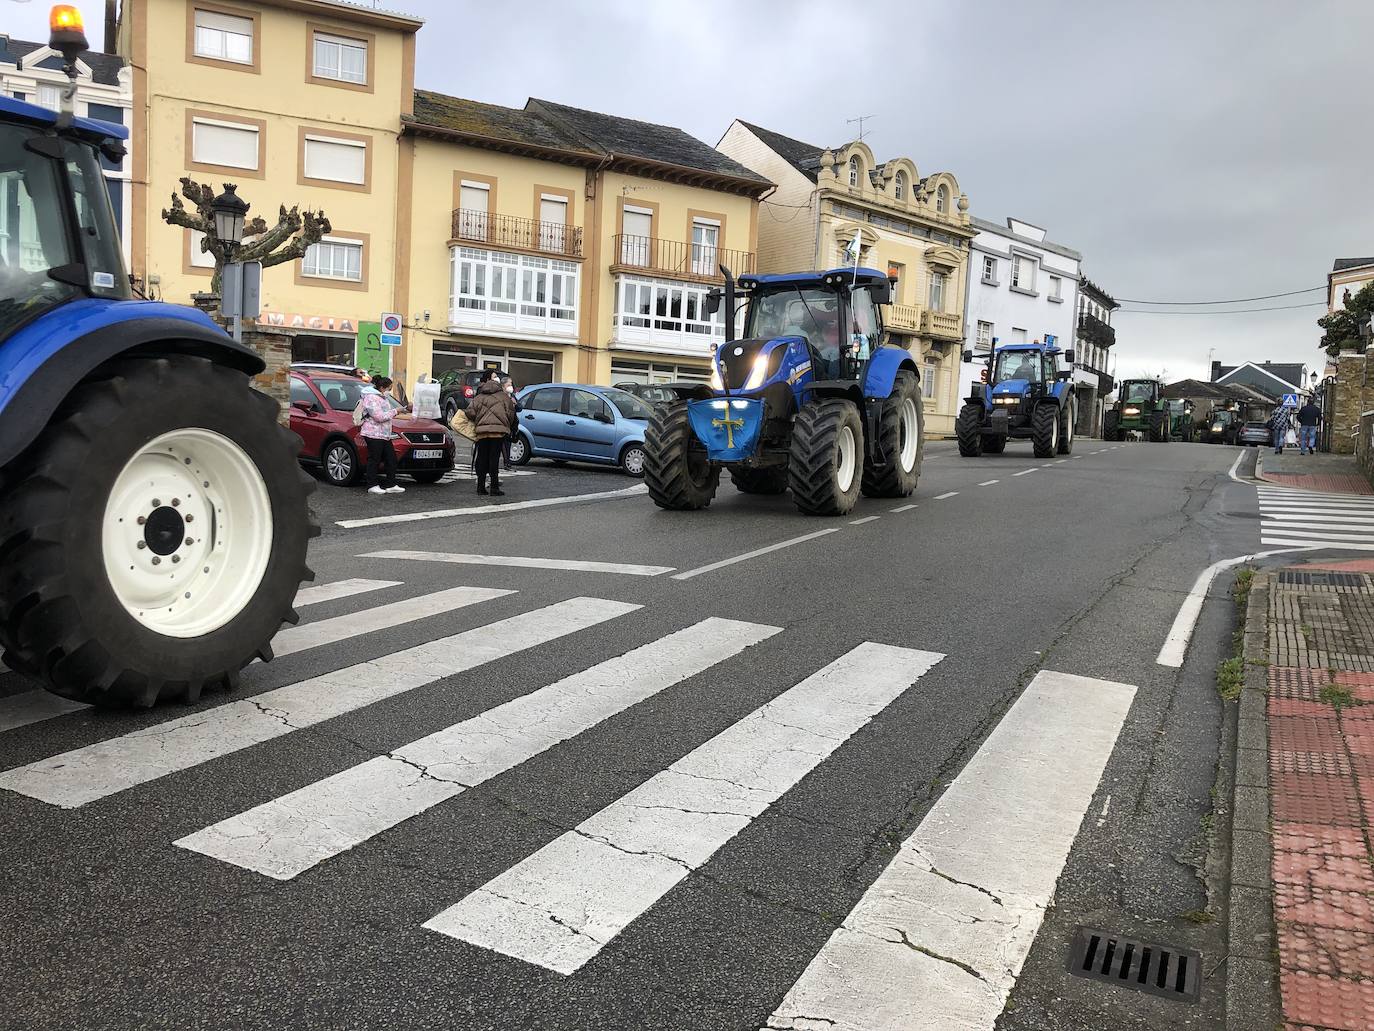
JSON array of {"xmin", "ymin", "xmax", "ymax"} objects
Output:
[{"xmin": 720, "ymin": 264, "xmax": 736, "ymax": 344}]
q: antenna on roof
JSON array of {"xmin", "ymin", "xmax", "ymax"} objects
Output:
[{"xmin": 846, "ymin": 115, "xmax": 874, "ymax": 142}]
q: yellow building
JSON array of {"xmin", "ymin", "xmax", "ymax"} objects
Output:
[
  {"xmin": 717, "ymin": 121, "xmax": 975, "ymax": 435},
  {"xmin": 117, "ymin": 0, "xmax": 421, "ymax": 364},
  {"xmin": 396, "ymin": 92, "xmax": 771, "ymax": 390}
]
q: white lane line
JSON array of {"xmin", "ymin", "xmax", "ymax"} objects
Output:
[
  {"xmin": 1073, "ymin": 455, "xmax": 1084, "ymax": 460},
  {"xmin": 1258, "ymin": 527, "xmax": 1374, "ymax": 542},
  {"xmin": 336, "ymin": 484, "xmax": 648, "ymax": 529},
  {"xmin": 269, "ymin": 586, "xmax": 511, "ymax": 659},
  {"xmin": 425, "ymin": 642, "xmax": 945, "ymax": 974},
  {"xmin": 1262, "ymin": 537, "xmax": 1374, "ymax": 551},
  {"xmin": 294, "ymin": 578, "xmax": 402, "ymax": 608},
  {"xmin": 1156, "ymin": 549, "xmax": 1313, "ymax": 667},
  {"xmin": 360, "ymin": 550, "xmax": 673, "ymax": 577},
  {"xmin": 0, "ymin": 691, "xmax": 88, "ymax": 734},
  {"xmin": 1012, "ymin": 469, "xmax": 1036, "ymax": 477},
  {"xmin": 1262, "ymin": 519, "xmax": 1374, "ymax": 533},
  {"xmin": 178, "ymin": 617, "xmax": 781, "ymax": 880},
  {"xmin": 1258, "ymin": 489, "xmax": 1374, "ymax": 501},
  {"xmin": 671, "ymin": 529, "xmax": 838, "ymax": 581},
  {"xmin": 848, "ymin": 516, "xmax": 880, "ymax": 525},
  {"xmin": 1054, "ymin": 460, "xmax": 1068, "ymax": 465},
  {"xmin": 1259, "ymin": 505, "xmax": 1374, "ymax": 516},
  {"xmin": 890, "ymin": 504, "xmax": 918, "ymax": 513},
  {"xmin": 763, "ymin": 669, "xmax": 1135, "ymax": 1031},
  {"xmin": 935, "ymin": 492, "xmax": 959, "ymax": 500},
  {"xmin": 977, "ymin": 480, "xmax": 999, "ymax": 487},
  {"xmin": 0, "ymin": 597, "xmax": 635, "ymax": 809}
]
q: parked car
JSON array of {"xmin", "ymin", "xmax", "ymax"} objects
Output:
[
  {"xmin": 438, "ymin": 367, "xmax": 509, "ymax": 424},
  {"xmin": 1201, "ymin": 409, "xmax": 1239, "ymax": 445},
  {"xmin": 1237, "ymin": 420, "xmax": 1272, "ymax": 447},
  {"xmin": 289, "ymin": 370, "xmax": 455, "ymax": 486},
  {"xmin": 510, "ymin": 383, "xmax": 653, "ymax": 475},
  {"xmin": 613, "ymin": 382, "xmax": 679, "ymax": 406}
]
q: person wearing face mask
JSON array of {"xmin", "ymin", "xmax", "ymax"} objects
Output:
[
  {"xmin": 500, "ymin": 376, "xmax": 519, "ymax": 470},
  {"xmin": 466, "ymin": 370, "xmax": 518, "ymax": 495}
]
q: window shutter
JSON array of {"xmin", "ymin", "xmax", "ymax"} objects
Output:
[
  {"xmin": 304, "ymin": 137, "xmax": 366, "ymax": 184},
  {"xmin": 459, "ymin": 183, "xmax": 489, "ymax": 213},
  {"xmin": 195, "ymin": 9, "xmax": 252, "ymax": 33},
  {"xmin": 192, "ymin": 120, "xmax": 259, "ymax": 169},
  {"xmin": 539, "ymin": 197, "xmax": 567, "ymax": 225},
  {"xmin": 622, "ymin": 209, "xmax": 652, "ymax": 239}
]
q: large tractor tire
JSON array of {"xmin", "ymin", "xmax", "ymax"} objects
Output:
[
  {"xmin": 984, "ymin": 435, "xmax": 1007, "ymax": 454},
  {"xmin": 1103, "ymin": 409, "xmax": 1121, "ymax": 441},
  {"xmin": 644, "ymin": 400, "xmax": 720, "ymax": 510},
  {"xmin": 730, "ymin": 465, "xmax": 790, "ymax": 495},
  {"xmin": 1031, "ymin": 403, "xmax": 1059, "ymax": 458},
  {"xmin": 862, "ymin": 370, "xmax": 923, "ymax": 497},
  {"xmin": 788, "ymin": 399, "xmax": 864, "ymax": 516},
  {"xmin": 956, "ymin": 402, "xmax": 984, "ymax": 457},
  {"xmin": 1057, "ymin": 400, "xmax": 1075, "ymax": 455},
  {"xmin": 1149, "ymin": 410, "xmax": 1169, "ymax": 442},
  {"xmin": 0, "ymin": 357, "xmax": 318, "ymax": 708}
]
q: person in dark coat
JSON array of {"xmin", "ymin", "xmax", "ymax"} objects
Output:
[
  {"xmin": 466, "ymin": 371, "xmax": 517, "ymax": 495},
  {"xmin": 1295, "ymin": 399, "xmax": 1322, "ymax": 455},
  {"xmin": 1267, "ymin": 404, "xmax": 1292, "ymax": 455}
]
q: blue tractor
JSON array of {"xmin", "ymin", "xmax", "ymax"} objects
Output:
[
  {"xmin": 643, "ymin": 267, "xmax": 923, "ymax": 515},
  {"xmin": 955, "ymin": 339, "xmax": 1078, "ymax": 458},
  {"xmin": 0, "ymin": 8, "xmax": 315, "ymax": 707}
]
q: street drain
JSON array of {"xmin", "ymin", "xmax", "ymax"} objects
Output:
[
  {"xmin": 1067, "ymin": 927, "xmax": 1200, "ymax": 1002},
  {"xmin": 1279, "ymin": 570, "xmax": 1366, "ymax": 588}
]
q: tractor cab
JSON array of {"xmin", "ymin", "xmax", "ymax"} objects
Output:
[
  {"xmin": 1103, "ymin": 378, "xmax": 1170, "ymax": 441},
  {"xmin": 955, "ymin": 339, "xmax": 1078, "ymax": 458},
  {"xmin": 1119, "ymin": 379, "xmax": 1163, "ymax": 407}
]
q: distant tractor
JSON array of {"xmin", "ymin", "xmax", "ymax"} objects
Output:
[
  {"xmin": 1201, "ymin": 408, "xmax": 1240, "ymax": 445},
  {"xmin": 955, "ymin": 340, "xmax": 1077, "ymax": 458},
  {"xmin": 1164, "ymin": 399, "xmax": 1197, "ymax": 442},
  {"xmin": 643, "ymin": 267, "xmax": 923, "ymax": 516},
  {"xmin": 1103, "ymin": 378, "xmax": 1169, "ymax": 442},
  {"xmin": 0, "ymin": 7, "xmax": 316, "ymax": 708}
]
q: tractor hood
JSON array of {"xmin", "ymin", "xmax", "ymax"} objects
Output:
[
  {"xmin": 715, "ymin": 336, "xmax": 806, "ymax": 393},
  {"xmin": 991, "ymin": 380, "xmax": 1035, "ymax": 397}
]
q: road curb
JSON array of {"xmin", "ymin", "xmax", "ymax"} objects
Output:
[{"xmin": 1224, "ymin": 570, "xmax": 1281, "ymax": 1031}]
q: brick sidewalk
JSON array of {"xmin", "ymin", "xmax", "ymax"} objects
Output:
[
  {"xmin": 1265, "ymin": 559, "xmax": 1374, "ymax": 1030},
  {"xmin": 1259, "ymin": 450, "xmax": 1374, "ymax": 495}
]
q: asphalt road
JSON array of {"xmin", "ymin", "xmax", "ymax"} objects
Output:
[{"xmin": 0, "ymin": 435, "xmax": 1313, "ymax": 1030}]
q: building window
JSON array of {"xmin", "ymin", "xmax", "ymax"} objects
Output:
[
  {"xmin": 614, "ymin": 274, "xmax": 725, "ymax": 351},
  {"xmin": 312, "ymin": 31, "xmax": 367, "ymax": 84},
  {"xmin": 620, "ymin": 206, "xmax": 653, "ymax": 264},
  {"xmin": 1012, "ymin": 255, "xmax": 1035, "ymax": 291},
  {"xmin": 893, "ymin": 171, "xmax": 906, "ymax": 200},
  {"xmin": 922, "ymin": 360, "xmax": 939, "ymax": 399},
  {"xmin": 194, "ymin": 8, "xmax": 253, "ymax": 64},
  {"xmin": 449, "ymin": 246, "xmax": 578, "ymax": 336},
  {"xmin": 848, "ymin": 157, "xmax": 860, "ymax": 187},
  {"xmin": 928, "ymin": 270, "xmax": 946, "ymax": 312},
  {"xmin": 303, "ymin": 135, "xmax": 366, "ymax": 185},
  {"xmin": 456, "ymin": 180, "xmax": 491, "ymax": 242},
  {"xmin": 36, "ymin": 83, "xmax": 62, "ymax": 111},
  {"xmin": 538, "ymin": 194, "xmax": 569, "ymax": 253},
  {"xmin": 192, "ymin": 117, "xmax": 259, "ymax": 170},
  {"xmin": 189, "ymin": 229, "xmax": 216, "ymax": 269},
  {"xmin": 1048, "ymin": 275, "xmax": 1062, "ymax": 300},
  {"xmin": 976, "ymin": 320, "xmax": 993, "ymax": 349},
  {"xmin": 981, "ymin": 255, "xmax": 996, "ymax": 284},
  {"xmin": 691, "ymin": 218, "xmax": 719, "ymax": 276},
  {"xmin": 936, "ymin": 185, "xmax": 949, "ymax": 213},
  {"xmin": 611, "ymin": 360, "xmax": 709, "ymax": 385},
  {"xmin": 302, "ymin": 237, "xmax": 363, "ymax": 281},
  {"xmin": 1011, "ymin": 326, "xmax": 1027, "ymax": 343}
]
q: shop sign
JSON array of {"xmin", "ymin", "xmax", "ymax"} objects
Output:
[{"xmin": 254, "ymin": 311, "xmax": 359, "ymax": 333}]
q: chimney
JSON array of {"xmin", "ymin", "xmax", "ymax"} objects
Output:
[
  {"xmin": 104, "ymin": 0, "xmax": 118, "ymax": 55},
  {"xmin": 1210, "ymin": 360, "xmax": 1222, "ymax": 382}
]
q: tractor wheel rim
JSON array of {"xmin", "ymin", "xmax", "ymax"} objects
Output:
[
  {"xmin": 623, "ymin": 447, "xmax": 646, "ymax": 475},
  {"xmin": 509, "ymin": 438, "xmax": 526, "ymax": 463},
  {"xmin": 1050, "ymin": 414, "xmax": 1058, "ymax": 449},
  {"xmin": 326, "ymin": 445, "xmax": 352, "ymax": 482},
  {"xmin": 837, "ymin": 424, "xmax": 857, "ymax": 492},
  {"xmin": 898, "ymin": 397, "xmax": 919, "ymax": 471},
  {"xmin": 101, "ymin": 427, "xmax": 273, "ymax": 639}
]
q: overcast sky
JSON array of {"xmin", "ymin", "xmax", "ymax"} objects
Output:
[{"xmin": 6, "ymin": 0, "xmax": 1371, "ymax": 380}]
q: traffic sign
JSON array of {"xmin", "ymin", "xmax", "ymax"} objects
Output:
[
  {"xmin": 380, "ymin": 311, "xmax": 403, "ymax": 347},
  {"xmin": 1282, "ymin": 393, "xmax": 1299, "ymax": 408}
]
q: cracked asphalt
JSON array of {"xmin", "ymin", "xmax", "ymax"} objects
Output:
[{"xmin": 0, "ymin": 438, "xmax": 1272, "ymax": 1030}]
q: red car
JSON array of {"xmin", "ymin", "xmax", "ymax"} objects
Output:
[{"xmin": 289, "ymin": 370, "xmax": 455, "ymax": 487}]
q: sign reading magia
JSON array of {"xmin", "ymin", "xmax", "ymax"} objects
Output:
[{"xmin": 254, "ymin": 311, "xmax": 358, "ymax": 332}]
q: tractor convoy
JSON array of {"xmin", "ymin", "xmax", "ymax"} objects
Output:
[
  {"xmin": 0, "ymin": 8, "xmax": 315, "ymax": 708},
  {"xmin": 1103, "ymin": 378, "xmax": 1169, "ymax": 442},
  {"xmin": 954, "ymin": 339, "xmax": 1077, "ymax": 458}
]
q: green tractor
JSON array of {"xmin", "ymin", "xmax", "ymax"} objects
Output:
[
  {"xmin": 1102, "ymin": 378, "xmax": 1169, "ymax": 442},
  {"xmin": 1163, "ymin": 399, "xmax": 1197, "ymax": 442}
]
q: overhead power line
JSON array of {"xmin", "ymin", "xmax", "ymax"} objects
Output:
[
  {"xmin": 1114, "ymin": 285, "xmax": 1325, "ymax": 305},
  {"xmin": 1118, "ymin": 301, "xmax": 1326, "ymax": 315}
]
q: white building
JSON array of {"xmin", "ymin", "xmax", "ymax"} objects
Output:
[
  {"xmin": 959, "ymin": 216, "xmax": 1089, "ymax": 422},
  {"xmin": 0, "ymin": 34, "xmax": 132, "ymax": 262}
]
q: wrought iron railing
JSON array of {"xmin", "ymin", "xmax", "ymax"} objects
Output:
[
  {"xmin": 1078, "ymin": 311, "xmax": 1116, "ymax": 349},
  {"xmin": 610, "ymin": 234, "xmax": 755, "ymax": 279},
  {"xmin": 451, "ymin": 209, "xmax": 584, "ymax": 259}
]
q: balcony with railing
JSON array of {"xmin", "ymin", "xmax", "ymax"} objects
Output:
[
  {"xmin": 450, "ymin": 209, "xmax": 584, "ymax": 259},
  {"xmin": 886, "ymin": 303, "xmax": 923, "ymax": 333},
  {"xmin": 610, "ymin": 234, "xmax": 755, "ymax": 282},
  {"xmin": 922, "ymin": 310, "xmax": 963, "ymax": 340},
  {"xmin": 1077, "ymin": 311, "xmax": 1116, "ymax": 350}
]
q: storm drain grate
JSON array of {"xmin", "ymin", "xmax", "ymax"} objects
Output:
[
  {"xmin": 1067, "ymin": 927, "xmax": 1201, "ymax": 1002},
  {"xmin": 1279, "ymin": 570, "xmax": 1367, "ymax": 588}
]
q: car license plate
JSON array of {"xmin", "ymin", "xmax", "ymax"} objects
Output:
[{"xmin": 413, "ymin": 449, "xmax": 444, "ymax": 460}]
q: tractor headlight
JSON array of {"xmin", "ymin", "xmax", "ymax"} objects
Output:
[
  {"xmin": 709, "ymin": 367, "xmax": 724, "ymax": 391},
  {"xmin": 993, "ymin": 396, "xmax": 1019, "ymax": 405},
  {"xmin": 1123, "ymin": 406, "xmax": 1140, "ymax": 416},
  {"xmin": 742, "ymin": 353, "xmax": 770, "ymax": 391},
  {"xmin": 1211, "ymin": 423, "xmax": 1222, "ymax": 431}
]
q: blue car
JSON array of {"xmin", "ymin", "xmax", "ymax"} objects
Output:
[{"xmin": 510, "ymin": 383, "xmax": 654, "ymax": 476}]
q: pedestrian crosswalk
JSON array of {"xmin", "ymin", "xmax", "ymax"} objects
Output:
[
  {"xmin": 1258, "ymin": 485, "xmax": 1374, "ymax": 550},
  {"xmin": 0, "ymin": 577, "xmax": 1135, "ymax": 1027}
]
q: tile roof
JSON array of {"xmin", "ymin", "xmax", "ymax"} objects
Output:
[
  {"xmin": 1218, "ymin": 361, "xmax": 1306, "ymax": 393},
  {"xmin": 408, "ymin": 91, "xmax": 596, "ymax": 157},
  {"xmin": 1333, "ymin": 257, "xmax": 1374, "ymax": 273},
  {"xmin": 0, "ymin": 37, "xmax": 125, "ymax": 87},
  {"xmin": 736, "ymin": 120, "xmax": 827, "ymax": 182},
  {"xmin": 1164, "ymin": 378, "xmax": 1279, "ymax": 403}
]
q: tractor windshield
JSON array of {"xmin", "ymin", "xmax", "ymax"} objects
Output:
[
  {"xmin": 744, "ymin": 287, "xmax": 839, "ymax": 356},
  {"xmin": 0, "ymin": 122, "xmax": 128, "ymax": 341},
  {"xmin": 993, "ymin": 351, "xmax": 1043, "ymax": 384},
  {"xmin": 1121, "ymin": 380, "xmax": 1159, "ymax": 401}
]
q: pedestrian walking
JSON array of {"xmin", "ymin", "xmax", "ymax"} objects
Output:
[
  {"xmin": 501, "ymin": 375, "xmax": 519, "ymax": 470},
  {"xmin": 1267, "ymin": 405, "xmax": 1292, "ymax": 455},
  {"xmin": 466, "ymin": 370, "xmax": 517, "ymax": 496},
  {"xmin": 1296, "ymin": 399, "xmax": 1322, "ymax": 455},
  {"xmin": 359, "ymin": 375, "xmax": 414, "ymax": 495}
]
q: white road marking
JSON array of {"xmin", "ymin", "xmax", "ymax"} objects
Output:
[
  {"xmin": 1262, "ymin": 537, "xmax": 1374, "ymax": 550},
  {"xmin": 1257, "ymin": 527, "xmax": 1374, "ymax": 542},
  {"xmin": 425, "ymin": 642, "xmax": 944, "ymax": 974},
  {"xmin": 848, "ymin": 516, "xmax": 880, "ymax": 525},
  {"xmin": 671, "ymin": 529, "xmax": 838, "ymax": 581},
  {"xmin": 1096, "ymin": 793, "xmax": 1112, "ymax": 829},
  {"xmin": 1260, "ymin": 506, "xmax": 1374, "ymax": 517},
  {"xmin": 336, "ymin": 484, "xmax": 648, "ymax": 529},
  {"xmin": 294, "ymin": 578, "xmax": 402, "ymax": 608},
  {"xmin": 935, "ymin": 492, "xmax": 959, "ymax": 500},
  {"xmin": 1156, "ymin": 549, "xmax": 1313, "ymax": 667},
  {"xmin": 890, "ymin": 504, "xmax": 918, "ymax": 513},
  {"xmin": 1012, "ymin": 469, "xmax": 1036, "ymax": 477},
  {"xmin": 359, "ymin": 550, "xmax": 673, "ymax": 577},
  {"xmin": 270, "ymin": 586, "xmax": 510, "ymax": 659},
  {"xmin": 177, "ymin": 617, "xmax": 781, "ymax": 880},
  {"xmin": 0, "ymin": 597, "xmax": 635, "ymax": 809},
  {"xmin": 1227, "ymin": 449, "xmax": 1246, "ymax": 482},
  {"xmin": 977, "ymin": 480, "xmax": 999, "ymax": 487},
  {"xmin": 762, "ymin": 669, "xmax": 1135, "ymax": 1031},
  {"xmin": 1054, "ymin": 460, "xmax": 1068, "ymax": 465},
  {"xmin": 1258, "ymin": 490, "xmax": 1374, "ymax": 502},
  {"xmin": 1262, "ymin": 519, "xmax": 1374, "ymax": 533},
  {"xmin": 0, "ymin": 691, "xmax": 88, "ymax": 734}
]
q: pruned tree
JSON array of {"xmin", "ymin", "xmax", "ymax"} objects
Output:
[{"xmin": 161, "ymin": 177, "xmax": 331, "ymax": 293}]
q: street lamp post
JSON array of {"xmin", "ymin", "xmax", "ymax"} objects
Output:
[{"xmin": 209, "ymin": 185, "xmax": 251, "ymax": 342}]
